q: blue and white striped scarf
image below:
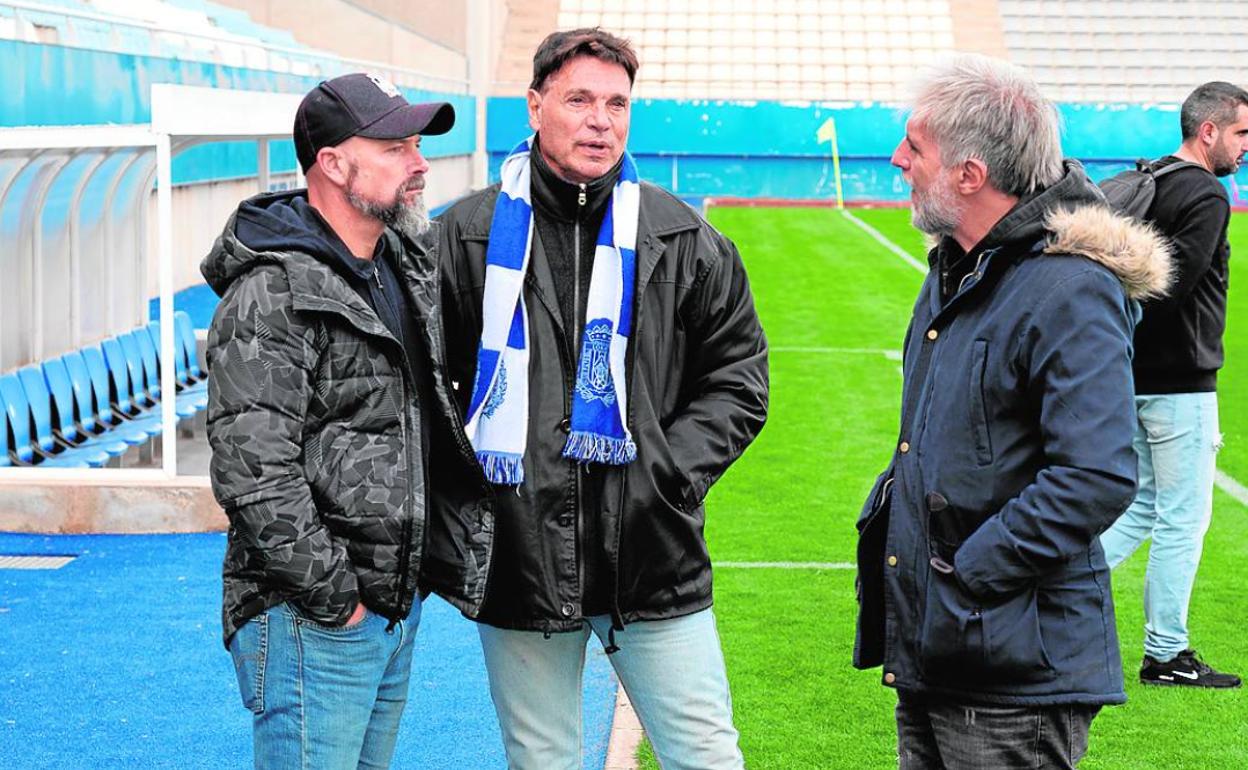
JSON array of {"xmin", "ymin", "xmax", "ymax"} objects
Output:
[{"xmin": 464, "ymin": 136, "xmax": 639, "ymax": 485}]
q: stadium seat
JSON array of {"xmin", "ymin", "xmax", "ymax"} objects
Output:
[
  {"xmin": 87, "ymin": 343, "xmax": 163, "ymax": 443},
  {"xmin": 15, "ymin": 367, "xmax": 114, "ymax": 468},
  {"xmin": 174, "ymin": 311, "xmax": 207, "ymax": 383},
  {"xmin": 0, "ymin": 373, "xmax": 92, "ymax": 468},
  {"xmin": 117, "ymin": 333, "xmax": 159, "ymax": 410},
  {"xmin": 102, "ymin": 339, "xmax": 163, "ymax": 428},
  {"xmin": 41, "ymin": 358, "xmax": 131, "ymax": 464},
  {"xmin": 59, "ymin": 351, "xmax": 147, "ymax": 450},
  {"xmin": 137, "ymin": 324, "xmax": 204, "ymax": 434},
  {"xmin": 145, "ymin": 321, "xmax": 207, "ymax": 403},
  {"xmin": 0, "ymin": 380, "xmax": 11, "ymax": 468}
]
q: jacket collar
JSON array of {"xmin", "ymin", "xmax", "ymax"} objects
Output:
[{"xmin": 211, "ymin": 211, "xmax": 438, "ymax": 342}]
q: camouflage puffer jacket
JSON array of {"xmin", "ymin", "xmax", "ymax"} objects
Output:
[{"xmin": 202, "ymin": 193, "xmax": 492, "ymax": 646}]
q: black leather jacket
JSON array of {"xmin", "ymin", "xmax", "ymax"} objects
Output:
[{"xmin": 436, "ymin": 178, "xmax": 769, "ymax": 632}]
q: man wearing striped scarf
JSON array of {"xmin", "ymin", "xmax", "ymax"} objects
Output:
[{"xmin": 435, "ymin": 27, "xmax": 768, "ymax": 770}]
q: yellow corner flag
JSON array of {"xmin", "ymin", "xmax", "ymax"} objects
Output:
[{"xmin": 816, "ymin": 117, "xmax": 845, "ymax": 210}]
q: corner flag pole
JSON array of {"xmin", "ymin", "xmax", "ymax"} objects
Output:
[{"xmin": 817, "ymin": 116, "xmax": 845, "ymax": 210}]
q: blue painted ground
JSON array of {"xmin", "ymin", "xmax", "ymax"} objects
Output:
[{"xmin": 0, "ymin": 532, "xmax": 618, "ymax": 769}]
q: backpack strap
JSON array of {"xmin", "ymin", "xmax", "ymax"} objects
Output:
[{"xmin": 1150, "ymin": 158, "xmax": 1205, "ymax": 179}]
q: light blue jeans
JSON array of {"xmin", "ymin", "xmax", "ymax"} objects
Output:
[
  {"xmin": 478, "ymin": 608, "xmax": 744, "ymax": 770},
  {"xmin": 1099, "ymin": 392, "xmax": 1221, "ymax": 662},
  {"xmin": 227, "ymin": 600, "xmax": 419, "ymax": 769}
]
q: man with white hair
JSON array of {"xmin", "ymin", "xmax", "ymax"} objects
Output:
[{"xmin": 854, "ymin": 55, "xmax": 1172, "ymax": 768}]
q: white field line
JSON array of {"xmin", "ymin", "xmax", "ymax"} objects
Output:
[
  {"xmin": 840, "ymin": 207, "xmax": 1248, "ymax": 505},
  {"xmin": 1215, "ymin": 469, "xmax": 1248, "ymax": 508},
  {"xmin": 841, "ymin": 208, "xmax": 928, "ymax": 275},
  {"xmin": 717, "ymin": 561, "xmax": 854, "ymax": 569}
]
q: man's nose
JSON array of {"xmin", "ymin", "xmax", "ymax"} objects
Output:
[
  {"xmin": 586, "ymin": 101, "xmax": 609, "ymax": 129},
  {"xmin": 409, "ymin": 147, "xmax": 429, "ymax": 174},
  {"xmin": 890, "ymin": 142, "xmax": 908, "ymax": 169}
]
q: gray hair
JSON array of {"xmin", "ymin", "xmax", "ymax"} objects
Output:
[
  {"xmin": 1180, "ymin": 81, "xmax": 1248, "ymax": 140},
  {"xmin": 909, "ymin": 54, "xmax": 1063, "ymax": 197}
]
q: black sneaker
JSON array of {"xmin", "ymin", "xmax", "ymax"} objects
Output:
[{"xmin": 1140, "ymin": 649, "xmax": 1242, "ymax": 689}]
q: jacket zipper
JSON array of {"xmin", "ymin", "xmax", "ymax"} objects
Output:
[
  {"xmin": 369, "ymin": 258, "xmax": 417, "ymax": 628},
  {"xmin": 391, "ymin": 366, "xmax": 415, "ymax": 632},
  {"xmin": 574, "ymin": 181, "xmax": 587, "ymax": 617}
]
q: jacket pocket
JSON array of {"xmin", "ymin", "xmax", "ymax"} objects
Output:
[
  {"xmin": 968, "ymin": 340, "xmax": 993, "ymax": 466},
  {"xmin": 919, "ymin": 574, "xmax": 1056, "ymax": 685},
  {"xmin": 642, "ymin": 418, "xmax": 695, "ymax": 513},
  {"xmin": 857, "ymin": 471, "xmax": 894, "ymax": 533},
  {"xmin": 227, "ymin": 611, "xmax": 268, "ymax": 714},
  {"xmin": 853, "ymin": 471, "xmax": 893, "ymax": 669}
]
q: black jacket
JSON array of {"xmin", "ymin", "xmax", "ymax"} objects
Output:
[
  {"xmin": 855, "ymin": 162, "xmax": 1172, "ymax": 705},
  {"xmin": 202, "ymin": 191, "xmax": 492, "ymax": 646},
  {"xmin": 436, "ymin": 179, "xmax": 769, "ymax": 632},
  {"xmin": 1133, "ymin": 156, "xmax": 1231, "ymax": 393}
]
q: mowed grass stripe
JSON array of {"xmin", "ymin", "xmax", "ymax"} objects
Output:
[{"xmin": 717, "ymin": 561, "xmax": 855, "ymax": 569}]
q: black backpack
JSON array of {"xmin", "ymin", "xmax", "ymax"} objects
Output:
[{"xmin": 1099, "ymin": 158, "xmax": 1202, "ymax": 219}]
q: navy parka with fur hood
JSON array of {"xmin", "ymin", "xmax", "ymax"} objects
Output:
[{"xmin": 854, "ymin": 161, "xmax": 1172, "ymax": 705}]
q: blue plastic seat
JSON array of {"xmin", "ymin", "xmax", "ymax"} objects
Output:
[
  {"xmin": 15, "ymin": 366, "xmax": 111, "ymax": 467},
  {"xmin": 61, "ymin": 350, "xmax": 148, "ymax": 448},
  {"xmin": 117, "ymin": 333, "xmax": 158, "ymax": 409},
  {"xmin": 147, "ymin": 321, "xmax": 207, "ymax": 402},
  {"xmin": 0, "ymin": 372, "xmax": 92, "ymax": 468},
  {"xmin": 85, "ymin": 344, "xmax": 162, "ymax": 439},
  {"xmin": 174, "ymin": 311, "xmax": 207, "ymax": 383},
  {"xmin": 1, "ymin": 386, "xmax": 11, "ymax": 467},
  {"xmin": 136, "ymin": 325, "xmax": 202, "ymax": 417},
  {"xmin": 41, "ymin": 359, "xmax": 130, "ymax": 460}
]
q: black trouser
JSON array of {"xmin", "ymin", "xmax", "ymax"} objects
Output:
[{"xmin": 896, "ymin": 691, "xmax": 1101, "ymax": 770}]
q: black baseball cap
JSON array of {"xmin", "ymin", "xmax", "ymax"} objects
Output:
[{"xmin": 294, "ymin": 72, "xmax": 456, "ymax": 172}]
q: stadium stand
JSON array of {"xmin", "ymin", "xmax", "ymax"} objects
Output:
[
  {"xmin": 550, "ymin": 0, "xmax": 958, "ymax": 101},
  {"xmin": 999, "ymin": 0, "xmax": 1248, "ymax": 103}
]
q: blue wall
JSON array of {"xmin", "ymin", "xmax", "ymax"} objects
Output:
[
  {"xmin": 0, "ymin": 39, "xmax": 475, "ymax": 185},
  {"xmin": 487, "ymin": 97, "xmax": 1248, "ymax": 202}
]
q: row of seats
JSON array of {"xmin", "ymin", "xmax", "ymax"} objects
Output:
[{"xmin": 0, "ymin": 311, "xmax": 208, "ymax": 469}]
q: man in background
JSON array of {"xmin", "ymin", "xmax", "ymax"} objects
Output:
[{"xmin": 1099, "ymin": 81, "xmax": 1248, "ymax": 690}]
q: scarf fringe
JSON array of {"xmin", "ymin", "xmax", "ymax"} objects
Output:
[
  {"xmin": 477, "ymin": 451, "xmax": 525, "ymax": 485},
  {"xmin": 563, "ymin": 432, "xmax": 638, "ymax": 465}
]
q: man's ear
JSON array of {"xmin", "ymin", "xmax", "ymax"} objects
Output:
[
  {"xmin": 526, "ymin": 88, "xmax": 543, "ymax": 132},
  {"xmin": 1199, "ymin": 119, "xmax": 1220, "ymax": 148},
  {"xmin": 954, "ymin": 158, "xmax": 989, "ymax": 195},
  {"xmin": 317, "ymin": 147, "xmax": 351, "ymax": 186}
]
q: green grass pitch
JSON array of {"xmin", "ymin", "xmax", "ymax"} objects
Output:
[{"xmin": 635, "ymin": 206, "xmax": 1248, "ymax": 769}]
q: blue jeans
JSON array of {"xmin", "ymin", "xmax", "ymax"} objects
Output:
[
  {"xmin": 227, "ymin": 600, "xmax": 419, "ymax": 770},
  {"xmin": 1099, "ymin": 392, "xmax": 1221, "ymax": 662},
  {"xmin": 896, "ymin": 692, "xmax": 1100, "ymax": 769},
  {"xmin": 478, "ymin": 609, "xmax": 744, "ymax": 770}
]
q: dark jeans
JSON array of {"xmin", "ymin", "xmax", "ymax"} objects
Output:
[{"xmin": 896, "ymin": 692, "xmax": 1101, "ymax": 769}]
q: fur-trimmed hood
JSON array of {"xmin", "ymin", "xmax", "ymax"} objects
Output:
[
  {"xmin": 1044, "ymin": 205, "xmax": 1172, "ymax": 301},
  {"xmin": 946, "ymin": 160, "xmax": 1173, "ymax": 302}
]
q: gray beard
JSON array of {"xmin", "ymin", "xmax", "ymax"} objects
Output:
[
  {"xmin": 345, "ymin": 172, "xmax": 431, "ymax": 239},
  {"xmin": 911, "ymin": 174, "xmax": 963, "ymax": 237}
]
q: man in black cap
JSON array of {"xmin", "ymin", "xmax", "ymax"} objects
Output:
[{"xmin": 201, "ymin": 73, "xmax": 488, "ymax": 768}]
